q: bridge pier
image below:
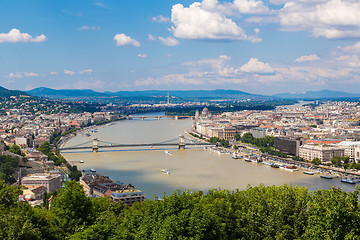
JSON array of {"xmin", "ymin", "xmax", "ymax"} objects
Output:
[
  {"xmin": 92, "ymin": 138, "xmax": 99, "ymax": 152},
  {"xmin": 179, "ymin": 135, "xmax": 186, "ymax": 149}
]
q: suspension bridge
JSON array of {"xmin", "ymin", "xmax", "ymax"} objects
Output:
[{"xmin": 59, "ymin": 135, "xmax": 215, "ymax": 152}]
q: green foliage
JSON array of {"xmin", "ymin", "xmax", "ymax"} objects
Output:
[
  {"xmin": 331, "ymin": 156, "xmax": 349, "ymax": 168},
  {"xmin": 189, "ymin": 132, "xmax": 203, "ymax": 139},
  {"xmin": 9, "ymin": 144, "xmax": 24, "ymax": 156},
  {"xmin": 38, "ymin": 141, "xmax": 51, "ymax": 155},
  {"xmin": 260, "ymin": 146, "xmax": 288, "ymax": 158},
  {"xmin": 0, "ymin": 155, "xmax": 19, "ymax": 182},
  {"xmin": 208, "ymin": 137, "xmax": 229, "ymax": 148},
  {"xmin": 69, "ymin": 170, "xmax": 82, "ymax": 181},
  {"xmin": 304, "ymin": 187, "xmax": 360, "ymax": 239},
  {"xmin": 233, "ymin": 144, "xmax": 238, "ymax": 150},
  {"xmin": 65, "ymin": 163, "xmax": 82, "ymax": 181},
  {"xmin": 241, "ymin": 132, "xmax": 254, "ymax": 143},
  {"xmin": 51, "ymin": 181, "xmax": 93, "ymax": 236},
  {"xmin": 3, "ymin": 180, "xmax": 360, "ymax": 239},
  {"xmin": 209, "ymin": 137, "xmax": 220, "ymax": 144},
  {"xmin": 0, "ymin": 180, "xmax": 22, "ymax": 210},
  {"xmin": 61, "ymin": 127, "xmax": 77, "ymax": 136},
  {"xmin": 292, "ymin": 156, "xmax": 304, "ymax": 161},
  {"xmin": 312, "ymin": 157, "xmax": 321, "ymax": 165},
  {"xmin": 38, "ymin": 141, "xmax": 66, "ymax": 166},
  {"xmin": 240, "ymin": 133, "xmax": 275, "ymax": 148}
]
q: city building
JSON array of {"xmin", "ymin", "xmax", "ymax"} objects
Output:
[
  {"xmin": 21, "ymin": 173, "xmax": 63, "ymax": 192},
  {"xmin": 81, "ymin": 174, "xmax": 145, "ymax": 206},
  {"xmin": 299, "ymin": 144, "xmax": 344, "ymax": 162},
  {"xmin": 274, "ymin": 137, "xmax": 304, "ymax": 156}
]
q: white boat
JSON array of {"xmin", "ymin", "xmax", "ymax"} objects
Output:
[
  {"xmin": 79, "ymin": 160, "xmax": 84, "ymax": 163},
  {"xmin": 164, "ymin": 151, "xmax": 172, "ymax": 155},
  {"xmin": 283, "ymin": 165, "xmax": 298, "ymax": 172},
  {"xmin": 90, "ymin": 168, "xmax": 96, "ymax": 172},
  {"xmin": 161, "ymin": 168, "xmax": 170, "ymax": 175},
  {"xmin": 262, "ymin": 161, "xmax": 272, "ymax": 166},
  {"xmin": 232, "ymin": 153, "xmax": 241, "ymax": 159}
]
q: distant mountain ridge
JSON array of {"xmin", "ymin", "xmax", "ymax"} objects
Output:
[
  {"xmin": 27, "ymin": 87, "xmax": 108, "ymax": 98},
  {"xmin": 26, "ymin": 87, "xmax": 360, "ymax": 100},
  {"xmin": 272, "ymin": 90, "xmax": 360, "ymax": 99},
  {"xmin": 0, "ymin": 86, "xmax": 29, "ymax": 97},
  {"xmin": 27, "ymin": 88, "xmax": 269, "ymax": 99}
]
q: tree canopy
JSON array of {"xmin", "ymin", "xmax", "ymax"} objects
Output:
[{"xmin": 2, "ymin": 180, "xmax": 360, "ymax": 239}]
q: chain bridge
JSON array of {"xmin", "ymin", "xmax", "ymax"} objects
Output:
[{"xmin": 59, "ymin": 135, "xmax": 215, "ymax": 152}]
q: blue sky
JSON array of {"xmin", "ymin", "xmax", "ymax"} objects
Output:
[{"xmin": 1, "ymin": 0, "xmax": 360, "ymax": 95}]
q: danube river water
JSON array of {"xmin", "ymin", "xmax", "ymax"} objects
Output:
[{"xmin": 62, "ymin": 116, "xmax": 357, "ymax": 198}]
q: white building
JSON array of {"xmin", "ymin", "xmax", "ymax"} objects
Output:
[
  {"xmin": 338, "ymin": 140, "xmax": 360, "ymax": 162},
  {"xmin": 299, "ymin": 144, "xmax": 344, "ymax": 162}
]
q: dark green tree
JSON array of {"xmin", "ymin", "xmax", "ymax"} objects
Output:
[
  {"xmin": 312, "ymin": 157, "xmax": 321, "ymax": 165},
  {"xmin": 51, "ymin": 181, "xmax": 93, "ymax": 236}
]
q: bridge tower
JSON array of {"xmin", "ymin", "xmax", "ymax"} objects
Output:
[
  {"xmin": 92, "ymin": 138, "xmax": 99, "ymax": 152},
  {"xmin": 179, "ymin": 135, "xmax": 185, "ymax": 149}
]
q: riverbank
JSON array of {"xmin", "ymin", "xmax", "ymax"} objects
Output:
[{"xmin": 187, "ymin": 128, "xmax": 360, "ymax": 178}]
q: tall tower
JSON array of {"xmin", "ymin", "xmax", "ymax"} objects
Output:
[
  {"xmin": 92, "ymin": 138, "xmax": 99, "ymax": 152},
  {"xmin": 179, "ymin": 135, "xmax": 185, "ymax": 149},
  {"xmin": 167, "ymin": 91, "xmax": 170, "ymax": 105}
]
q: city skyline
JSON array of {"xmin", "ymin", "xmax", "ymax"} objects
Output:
[{"xmin": 1, "ymin": 0, "xmax": 360, "ymax": 94}]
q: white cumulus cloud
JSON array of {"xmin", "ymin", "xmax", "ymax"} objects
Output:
[
  {"xmin": 79, "ymin": 69, "xmax": 94, "ymax": 74},
  {"xmin": 23, "ymin": 72, "xmax": 39, "ymax": 77},
  {"xmin": 295, "ymin": 54, "xmax": 320, "ymax": 62},
  {"xmin": 79, "ymin": 25, "xmax": 101, "ymax": 31},
  {"xmin": 239, "ymin": 58, "xmax": 274, "ymax": 73},
  {"xmin": 158, "ymin": 36, "xmax": 180, "ymax": 46},
  {"xmin": 8, "ymin": 72, "xmax": 23, "ymax": 78},
  {"xmin": 152, "ymin": 15, "xmax": 170, "ymax": 23},
  {"xmin": 64, "ymin": 69, "xmax": 76, "ymax": 75},
  {"xmin": 233, "ymin": 0, "xmax": 271, "ymax": 14},
  {"xmin": 137, "ymin": 54, "xmax": 148, "ymax": 58},
  {"xmin": 148, "ymin": 34, "xmax": 156, "ymax": 41},
  {"xmin": 171, "ymin": 2, "xmax": 248, "ymax": 40},
  {"xmin": 7, "ymin": 72, "xmax": 39, "ymax": 78},
  {"xmin": 279, "ymin": 0, "xmax": 360, "ymax": 39},
  {"xmin": 114, "ymin": 33, "xmax": 140, "ymax": 47},
  {"xmin": 0, "ymin": 28, "xmax": 47, "ymax": 43}
]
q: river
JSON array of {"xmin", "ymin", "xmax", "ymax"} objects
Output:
[{"xmin": 62, "ymin": 115, "xmax": 357, "ymax": 198}]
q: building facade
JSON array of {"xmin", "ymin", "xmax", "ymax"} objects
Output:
[{"xmin": 299, "ymin": 144, "xmax": 344, "ymax": 162}]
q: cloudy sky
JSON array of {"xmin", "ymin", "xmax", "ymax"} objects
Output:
[{"xmin": 1, "ymin": 0, "xmax": 360, "ymax": 95}]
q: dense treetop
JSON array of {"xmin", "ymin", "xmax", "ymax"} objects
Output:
[{"xmin": 1, "ymin": 180, "xmax": 360, "ymax": 239}]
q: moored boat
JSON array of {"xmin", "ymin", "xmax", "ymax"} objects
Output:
[
  {"xmin": 161, "ymin": 168, "xmax": 170, "ymax": 175},
  {"xmin": 79, "ymin": 160, "xmax": 84, "ymax": 163},
  {"xmin": 283, "ymin": 165, "xmax": 298, "ymax": 172},
  {"xmin": 90, "ymin": 168, "xmax": 96, "ymax": 172},
  {"xmin": 270, "ymin": 163, "xmax": 280, "ymax": 168},
  {"xmin": 341, "ymin": 177, "xmax": 360, "ymax": 184},
  {"xmin": 232, "ymin": 153, "xmax": 241, "ymax": 159},
  {"xmin": 320, "ymin": 175, "xmax": 338, "ymax": 179},
  {"xmin": 303, "ymin": 171, "xmax": 315, "ymax": 175}
]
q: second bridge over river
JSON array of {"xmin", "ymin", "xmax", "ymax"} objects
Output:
[{"xmin": 59, "ymin": 135, "xmax": 215, "ymax": 152}]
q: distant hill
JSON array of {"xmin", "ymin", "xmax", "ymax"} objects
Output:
[
  {"xmin": 27, "ymin": 87, "xmax": 109, "ymax": 98},
  {"xmin": 273, "ymin": 90, "xmax": 360, "ymax": 99},
  {"xmin": 27, "ymin": 88, "xmax": 271, "ymax": 100},
  {"xmin": 110, "ymin": 89, "xmax": 261, "ymax": 98},
  {"xmin": 0, "ymin": 86, "xmax": 29, "ymax": 97}
]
